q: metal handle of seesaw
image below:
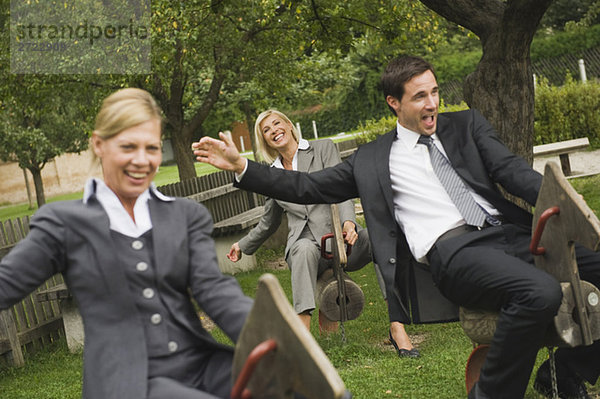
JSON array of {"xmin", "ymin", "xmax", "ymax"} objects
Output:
[
  {"xmin": 231, "ymin": 339, "xmax": 278, "ymax": 399},
  {"xmin": 530, "ymin": 206, "xmax": 561, "ymax": 255},
  {"xmin": 320, "ymin": 232, "xmax": 352, "ymax": 260}
]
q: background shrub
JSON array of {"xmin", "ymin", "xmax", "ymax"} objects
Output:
[
  {"xmin": 530, "ymin": 24, "xmax": 600, "ymax": 61},
  {"xmin": 534, "ymin": 75, "xmax": 600, "ymax": 147}
]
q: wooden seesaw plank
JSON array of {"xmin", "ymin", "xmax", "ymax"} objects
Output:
[{"xmin": 232, "ymin": 273, "xmax": 350, "ymax": 399}]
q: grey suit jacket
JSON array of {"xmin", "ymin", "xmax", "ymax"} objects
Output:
[
  {"xmin": 0, "ymin": 190, "xmax": 253, "ymax": 399},
  {"xmin": 235, "ymin": 109, "xmax": 542, "ymax": 324},
  {"xmin": 238, "ymin": 139, "xmax": 356, "ymax": 258}
]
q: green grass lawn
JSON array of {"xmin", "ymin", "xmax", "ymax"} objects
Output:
[
  {"xmin": 0, "ymin": 343, "xmax": 83, "ymax": 399},
  {"xmin": 226, "ymin": 263, "xmax": 600, "ymax": 398},
  {"xmin": 2, "ymin": 259, "xmax": 597, "ymax": 398},
  {"xmin": 571, "ymin": 174, "xmax": 600, "ymax": 216}
]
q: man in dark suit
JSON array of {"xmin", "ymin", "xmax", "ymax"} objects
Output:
[{"xmin": 194, "ymin": 55, "xmax": 600, "ymax": 398}]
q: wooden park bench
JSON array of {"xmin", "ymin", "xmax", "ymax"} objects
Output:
[
  {"xmin": 336, "ymin": 138, "xmax": 359, "ymax": 160},
  {"xmin": 0, "ymin": 217, "xmax": 66, "ymax": 367},
  {"xmin": 157, "ymin": 171, "xmax": 287, "ymax": 274},
  {"xmin": 533, "ymin": 137, "xmax": 590, "ymax": 177},
  {"xmin": 461, "ymin": 161, "xmax": 600, "ymax": 395},
  {"xmin": 36, "ymin": 283, "xmax": 84, "ymax": 353}
]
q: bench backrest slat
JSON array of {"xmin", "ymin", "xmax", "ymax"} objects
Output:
[
  {"xmin": 533, "ymin": 137, "xmax": 590, "ymax": 157},
  {"xmin": 156, "ymin": 169, "xmax": 262, "ymax": 224}
]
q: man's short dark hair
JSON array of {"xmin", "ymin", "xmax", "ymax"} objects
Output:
[{"xmin": 381, "ymin": 55, "xmax": 436, "ymax": 115}]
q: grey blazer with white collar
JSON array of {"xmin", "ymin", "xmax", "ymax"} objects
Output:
[{"xmin": 0, "ymin": 190, "xmax": 253, "ymax": 398}]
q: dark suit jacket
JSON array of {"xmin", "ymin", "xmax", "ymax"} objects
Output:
[
  {"xmin": 0, "ymin": 190, "xmax": 253, "ymax": 398},
  {"xmin": 236, "ymin": 109, "xmax": 542, "ymax": 324}
]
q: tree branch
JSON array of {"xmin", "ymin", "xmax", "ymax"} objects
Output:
[
  {"xmin": 310, "ymin": 0, "xmax": 329, "ymax": 35},
  {"xmin": 338, "ymin": 16, "xmax": 380, "ymax": 30},
  {"xmin": 167, "ymin": 39, "xmax": 185, "ymax": 128},
  {"xmin": 151, "ymin": 73, "xmax": 167, "ymax": 108},
  {"xmin": 419, "ymin": 0, "xmax": 504, "ymax": 39},
  {"xmin": 185, "ymin": 46, "xmax": 226, "ymax": 137},
  {"xmin": 503, "ymin": 0, "xmax": 554, "ymax": 39}
]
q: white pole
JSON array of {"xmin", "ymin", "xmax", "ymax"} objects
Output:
[
  {"xmin": 223, "ymin": 130, "xmax": 237, "ymax": 150},
  {"xmin": 312, "ymin": 120, "xmax": 318, "ymax": 139},
  {"xmin": 296, "ymin": 122, "xmax": 302, "ymax": 139},
  {"xmin": 533, "ymin": 73, "xmax": 537, "ymax": 95},
  {"xmin": 579, "ymin": 59, "xmax": 588, "ymax": 83},
  {"xmin": 240, "ymin": 136, "xmax": 245, "ymax": 152}
]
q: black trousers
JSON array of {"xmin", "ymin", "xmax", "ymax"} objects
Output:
[{"xmin": 428, "ymin": 223, "xmax": 600, "ymax": 399}]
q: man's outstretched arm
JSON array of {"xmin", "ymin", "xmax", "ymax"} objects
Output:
[{"xmin": 193, "ymin": 133, "xmax": 359, "ymax": 206}]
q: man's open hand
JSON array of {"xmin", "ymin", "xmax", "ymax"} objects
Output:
[{"xmin": 192, "ymin": 132, "xmax": 247, "ymax": 174}]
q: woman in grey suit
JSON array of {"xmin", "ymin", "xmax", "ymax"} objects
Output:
[
  {"xmin": 0, "ymin": 88, "xmax": 253, "ymax": 399},
  {"xmin": 226, "ymin": 110, "xmax": 417, "ymax": 357},
  {"xmin": 227, "ymin": 110, "xmax": 367, "ymax": 332}
]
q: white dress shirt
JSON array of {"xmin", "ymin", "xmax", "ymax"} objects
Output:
[
  {"xmin": 389, "ymin": 122, "xmax": 499, "ymax": 262},
  {"xmin": 83, "ymin": 178, "xmax": 174, "ymax": 238},
  {"xmin": 271, "ymin": 138, "xmax": 309, "ymax": 170}
]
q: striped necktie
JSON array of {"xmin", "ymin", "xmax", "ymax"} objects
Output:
[{"xmin": 418, "ymin": 135, "xmax": 487, "ymax": 227}]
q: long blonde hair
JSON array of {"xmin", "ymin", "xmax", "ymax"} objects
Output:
[{"xmin": 254, "ymin": 109, "xmax": 299, "ymax": 164}]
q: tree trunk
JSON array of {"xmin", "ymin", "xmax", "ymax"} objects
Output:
[
  {"xmin": 161, "ymin": 43, "xmax": 226, "ymax": 181},
  {"xmin": 22, "ymin": 168, "xmax": 35, "ymax": 209},
  {"xmin": 161, "ymin": 88, "xmax": 198, "ymax": 182},
  {"xmin": 30, "ymin": 166, "xmax": 46, "ymax": 207},
  {"xmin": 171, "ymin": 125, "xmax": 197, "ymax": 181},
  {"xmin": 419, "ymin": 0, "xmax": 554, "ymax": 163},
  {"xmin": 464, "ymin": 52, "xmax": 535, "ymax": 164}
]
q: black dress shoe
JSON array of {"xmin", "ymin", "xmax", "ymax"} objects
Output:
[
  {"xmin": 389, "ymin": 330, "xmax": 420, "ymax": 358},
  {"xmin": 534, "ymin": 359, "xmax": 590, "ymax": 399}
]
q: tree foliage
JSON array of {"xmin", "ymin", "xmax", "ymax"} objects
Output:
[
  {"xmin": 0, "ymin": 0, "xmax": 94, "ymax": 207},
  {"xmin": 139, "ymin": 0, "xmax": 337, "ymax": 179},
  {"xmin": 541, "ymin": 0, "xmax": 600, "ymax": 30},
  {"xmin": 0, "ymin": 76, "xmax": 93, "ymax": 207},
  {"xmin": 216, "ymin": 1, "xmax": 445, "ymax": 140},
  {"xmin": 10, "ymin": 0, "xmax": 151, "ymax": 74},
  {"xmin": 140, "ymin": 0, "xmax": 446, "ymax": 180}
]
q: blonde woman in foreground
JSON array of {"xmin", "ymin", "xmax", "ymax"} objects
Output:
[{"xmin": 0, "ymin": 88, "xmax": 253, "ymax": 399}]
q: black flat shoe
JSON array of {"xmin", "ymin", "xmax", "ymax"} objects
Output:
[
  {"xmin": 389, "ymin": 330, "xmax": 420, "ymax": 358},
  {"xmin": 534, "ymin": 359, "xmax": 590, "ymax": 399}
]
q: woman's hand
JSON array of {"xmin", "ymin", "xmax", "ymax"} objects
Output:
[
  {"xmin": 192, "ymin": 132, "xmax": 247, "ymax": 174},
  {"xmin": 227, "ymin": 242, "xmax": 242, "ymax": 262},
  {"xmin": 342, "ymin": 221, "xmax": 358, "ymax": 246}
]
